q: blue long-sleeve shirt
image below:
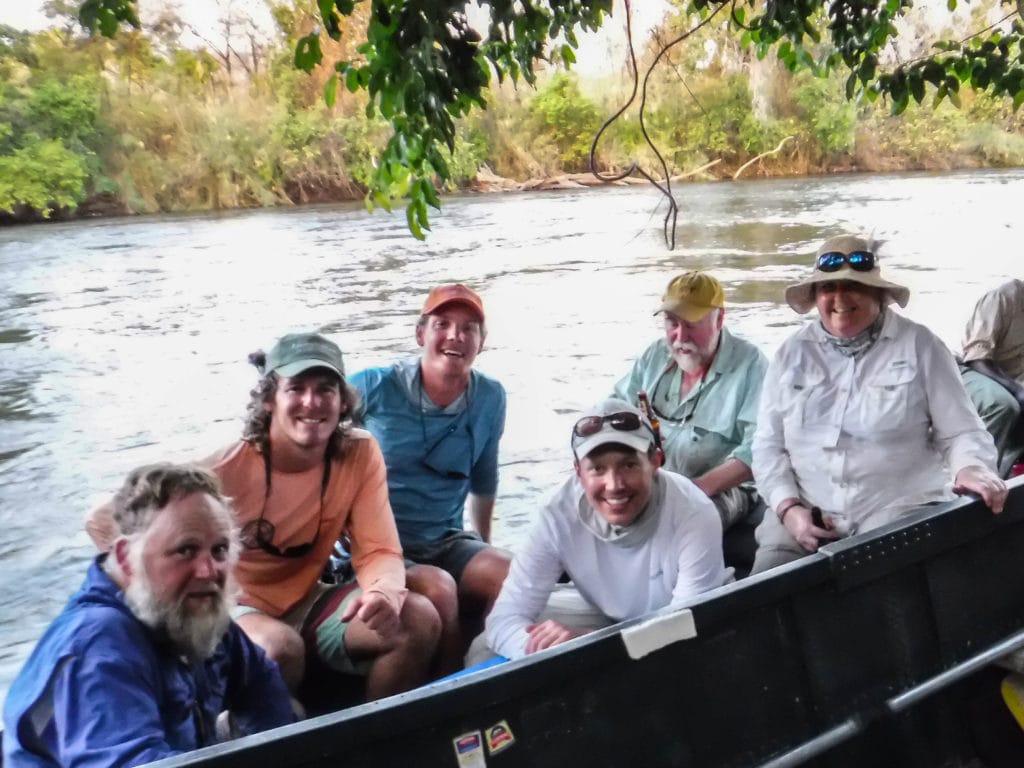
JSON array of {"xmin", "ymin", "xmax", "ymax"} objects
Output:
[
  {"xmin": 3, "ymin": 559, "xmax": 294, "ymax": 768},
  {"xmin": 350, "ymin": 359, "xmax": 506, "ymax": 548}
]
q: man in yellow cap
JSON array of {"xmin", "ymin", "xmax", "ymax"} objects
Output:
[{"xmin": 613, "ymin": 272, "xmax": 768, "ymax": 573}]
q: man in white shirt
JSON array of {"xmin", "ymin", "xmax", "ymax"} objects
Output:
[{"xmin": 485, "ymin": 398, "xmax": 729, "ymax": 660}]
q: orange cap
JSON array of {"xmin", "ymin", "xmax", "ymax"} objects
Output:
[{"xmin": 421, "ymin": 284, "xmax": 485, "ymax": 322}]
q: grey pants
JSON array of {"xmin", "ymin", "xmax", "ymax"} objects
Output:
[{"xmin": 961, "ymin": 367, "xmax": 1024, "ymax": 477}]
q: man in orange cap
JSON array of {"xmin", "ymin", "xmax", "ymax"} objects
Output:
[{"xmin": 350, "ymin": 284, "xmax": 510, "ymax": 672}]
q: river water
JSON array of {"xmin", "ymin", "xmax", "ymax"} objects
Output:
[{"xmin": 2, "ymin": 169, "xmax": 1023, "ymax": 706}]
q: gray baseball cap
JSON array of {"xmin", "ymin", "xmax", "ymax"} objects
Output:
[{"xmin": 264, "ymin": 332, "xmax": 344, "ymax": 378}]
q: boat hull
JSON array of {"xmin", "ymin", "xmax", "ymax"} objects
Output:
[{"xmin": 151, "ymin": 483, "xmax": 1024, "ymax": 767}]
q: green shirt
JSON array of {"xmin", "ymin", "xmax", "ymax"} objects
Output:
[{"xmin": 613, "ymin": 328, "xmax": 768, "ymax": 477}]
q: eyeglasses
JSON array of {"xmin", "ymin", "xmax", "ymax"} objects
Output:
[
  {"xmin": 816, "ymin": 251, "xmax": 875, "ymax": 273},
  {"xmin": 573, "ymin": 411, "xmax": 646, "ymax": 439}
]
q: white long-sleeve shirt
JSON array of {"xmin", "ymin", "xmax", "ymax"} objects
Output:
[
  {"xmin": 753, "ymin": 310, "xmax": 997, "ymax": 536},
  {"xmin": 485, "ymin": 471, "xmax": 728, "ymax": 660}
]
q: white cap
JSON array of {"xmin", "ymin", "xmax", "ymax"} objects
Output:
[{"xmin": 571, "ymin": 398, "xmax": 655, "ymax": 460}]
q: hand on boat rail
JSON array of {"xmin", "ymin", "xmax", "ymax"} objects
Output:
[{"xmin": 953, "ymin": 464, "xmax": 1008, "ymax": 514}]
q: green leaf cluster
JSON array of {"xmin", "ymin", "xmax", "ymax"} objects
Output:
[
  {"xmin": 527, "ymin": 73, "xmax": 601, "ymax": 171},
  {"xmin": 0, "ymin": 137, "xmax": 88, "ymax": 215}
]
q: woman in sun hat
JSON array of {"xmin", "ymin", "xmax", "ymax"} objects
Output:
[{"xmin": 749, "ymin": 234, "xmax": 1006, "ymax": 574}]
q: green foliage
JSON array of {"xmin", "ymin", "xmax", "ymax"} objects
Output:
[
  {"xmin": 962, "ymin": 122, "xmax": 1024, "ymax": 165},
  {"xmin": 527, "ymin": 73, "xmax": 600, "ymax": 171},
  {"xmin": 0, "ymin": 136, "xmax": 88, "ymax": 215},
  {"xmin": 447, "ymin": 121, "xmax": 491, "ymax": 186},
  {"xmin": 0, "ymin": 25, "xmax": 38, "ymax": 67},
  {"xmin": 26, "ymin": 76, "xmax": 102, "ymax": 150},
  {"xmin": 791, "ymin": 72, "xmax": 856, "ymax": 155},
  {"xmin": 78, "ymin": 0, "xmax": 139, "ymax": 37},
  {"xmin": 644, "ymin": 75, "xmax": 775, "ymax": 171}
]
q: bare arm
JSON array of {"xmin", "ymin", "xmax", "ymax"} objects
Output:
[
  {"xmin": 692, "ymin": 458, "xmax": 753, "ymax": 498},
  {"xmin": 468, "ymin": 493, "xmax": 495, "ymax": 543}
]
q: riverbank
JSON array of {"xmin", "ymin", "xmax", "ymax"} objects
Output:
[{"xmin": 0, "ymin": 147, "xmax": 1014, "ymax": 227}]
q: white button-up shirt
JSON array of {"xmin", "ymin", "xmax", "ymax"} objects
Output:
[{"xmin": 753, "ymin": 310, "xmax": 997, "ymax": 536}]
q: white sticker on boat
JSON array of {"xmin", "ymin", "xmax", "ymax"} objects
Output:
[
  {"xmin": 453, "ymin": 730, "xmax": 487, "ymax": 767},
  {"xmin": 485, "ymin": 720, "xmax": 515, "ymax": 755},
  {"xmin": 620, "ymin": 609, "xmax": 697, "ymax": 660}
]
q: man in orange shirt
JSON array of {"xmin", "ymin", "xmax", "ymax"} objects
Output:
[{"xmin": 88, "ymin": 333, "xmax": 440, "ymax": 703}]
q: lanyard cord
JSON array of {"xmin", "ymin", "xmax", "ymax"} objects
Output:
[
  {"xmin": 417, "ymin": 367, "xmax": 472, "ymax": 452},
  {"xmin": 650, "ymin": 363, "xmax": 709, "ymax": 424},
  {"xmin": 257, "ymin": 447, "xmax": 331, "ymax": 528}
]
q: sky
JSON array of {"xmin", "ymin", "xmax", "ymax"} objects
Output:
[
  {"xmin": 2, "ymin": 0, "xmax": 278, "ymax": 48},
  {"xmin": 0, "ymin": 1, "xmax": 670, "ymax": 76}
]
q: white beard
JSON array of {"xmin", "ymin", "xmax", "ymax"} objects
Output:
[
  {"xmin": 673, "ymin": 349, "xmax": 704, "ymax": 373},
  {"xmin": 672, "ymin": 331, "xmax": 720, "ymax": 374},
  {"xmin": 124, "ymin": 554, "xmax": 236, "ymax": 663}
]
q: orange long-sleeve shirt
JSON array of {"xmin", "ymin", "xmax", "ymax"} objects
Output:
[{"xmin": 204, "ymin": 431, "xmax": 405, "ymax": 617}]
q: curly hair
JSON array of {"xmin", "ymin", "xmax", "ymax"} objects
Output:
[
  {"xmin": 241, "ymin": 350, "xmax": 360, "ymax": 462},
  {"xmin": 113, "ymin": 463, "xmax": 228, "ymax": 538}
]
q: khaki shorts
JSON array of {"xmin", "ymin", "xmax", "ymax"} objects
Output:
[{"xmin": 232, "ymin": 582, "xmax": 367, "ymax": 674}]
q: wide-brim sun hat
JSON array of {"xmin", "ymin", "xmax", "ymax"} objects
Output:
[{"xmin": 784, "ymin": 234, "xmax": 911, "ymax": 314}]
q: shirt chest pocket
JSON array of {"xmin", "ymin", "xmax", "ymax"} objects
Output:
[
  {"xmin": 779, "ymin": 369, "xmax": 830, "ymax": 427},
  {"xmin": 857, "ymin": 363, "xmax": 919, "ymax": 433}
]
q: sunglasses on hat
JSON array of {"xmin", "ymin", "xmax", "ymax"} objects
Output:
[
  {"xmin": 816, "ymin": 250, "xmax": 875, "ymax": 273},
  {"xmin": 573, "ymin": 411, "xmax": 647, "ymax": 439}
]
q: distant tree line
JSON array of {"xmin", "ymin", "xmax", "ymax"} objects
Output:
[{"xmin": 1, "ymin": 0, "xmax": 1022, "ymax": 223}]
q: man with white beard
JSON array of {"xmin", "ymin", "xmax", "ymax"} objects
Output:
[
  {"xmin": 613, "ymin": 272, "xmax": 768, "ymax": 570},
  {"xmin": 3, "ymin": 464, "xmax": 294, "ymax": 768}
]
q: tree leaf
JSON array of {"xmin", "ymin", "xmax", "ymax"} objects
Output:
[
  {"xmin": 324, "ymin": 73, "xmax": 338, "ymax": 107},
  {"xmin": 294, "ymin": 34, "xmax": 323, "ymax": 72},
  {"xmin": 910, "ymin": 74, "xmax": 925, "ymax": 104}
]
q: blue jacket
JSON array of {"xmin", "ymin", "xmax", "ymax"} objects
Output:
[
  {"xmin": 350, "ymin": 360, "xmax": 506, "ymax": 547},
  {"xmin": 3, "ymin": 558, "xmax": 294, "ymax": 768}
]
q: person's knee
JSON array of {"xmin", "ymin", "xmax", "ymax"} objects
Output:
[
  {"xmin": 260, "ymin": 625, "xmax": 305, "ymax": 669},
  {"xmin": 236, "ymin": 616, "xmax": 305, "ymax": 686},
  {"xmin": 398, "ymin": 592, "xmax": 442, "ymax": 651},
  {"xmin": 985, "ymin": 387, "xmax": 1020, "ymax": 422},
  {"xmin": 408, "ymin": 566, "xmax": 458, "ymax": 621},
  {"xmin": 967, "ymin": 373, "xmax": 1020, "ymax": 425},
  {"xmin": 460, "ymin": 549, "xmax": 511, "ymax": 605},
  {"xmin": 750, "ymin": 546, "xmax": 805, "ymax": 575}
]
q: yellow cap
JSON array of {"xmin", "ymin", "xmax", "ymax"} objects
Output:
[{"xmin": 656, "ymin": 272, "xmax": 725, "ymax": 322}]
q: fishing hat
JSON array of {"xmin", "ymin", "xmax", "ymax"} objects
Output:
[
  {"xmin": 785, "ymin": 235, "xmax": 911, "ymax": 314},
  {"xmin": 656, "ymin": 271, "xmax": 725, "ymax": 322},
  {"xmin": 264, "ymin": 332, "xmax": 344, "ymax": 379},
  {"xmin": 422, "ymin": 284, "xmax": 485, "ymax": 322},
  {"xmin": 571, "ymin": 398, "xmax": 656, "ymax": 461}
]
